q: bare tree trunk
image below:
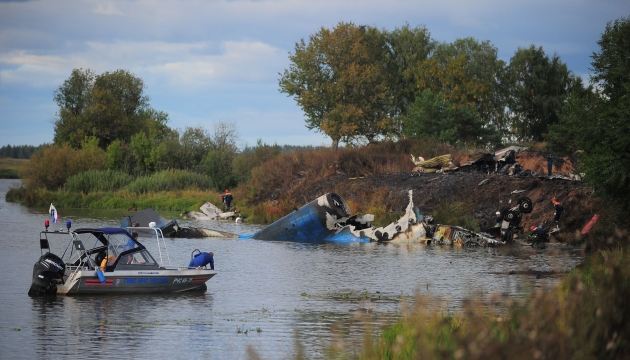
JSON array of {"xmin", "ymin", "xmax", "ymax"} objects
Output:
[{"xmin": 331, "ymin": 138, "xmax": 339, "ymax": 152}]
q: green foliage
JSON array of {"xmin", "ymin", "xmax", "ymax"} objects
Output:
[
  {"xmin": 417, "ymin": 37, "xmax": 509, "ymax": 138},
  {"xmin": 279, "ymin": 22, "xmax": 393, "ymax": 149},
  {"xmin": 202, "ymin": 149, "xmax": 238, "ymax": 191},
  {"xmin": 507, "ymin": 45, "xmax": 579, "ymax": 142},
  {"xmin": 280, "ymin": 24, "xmax": 586, "ymax": 145},
  {"xmin": 130, "ymin": 130, "xmax": 169, "ymax": 174},
  {"xmin": 64, "ymin": 170, "xmax": 135, "ymax": 193},
  {"xmin": 7, "ymin": 187, "xmax": 208, "ymax": 211},
  {"xmin": 177, "ymin": 126, "xmax": 213, "ymax": 172},
  {"xmin": 383, "ymin": 24, "xmax": 435, "ymax": 134},
  {"xmin": 198, "ymin": 122, "xmax": 240, "ymax": 191},
  {"xmin": 233, "ymin": 139, "xmax": 281, "ymax": 183},
  {"xmin": 590, "ymin": 16, "xmax": 630, "ymax": 104},
  {"xmin": 105, "ymin": 139, "xmax": 126, "ymax": 171},
  {"xmin": 403, "ymin": 90, "xmax": 500, "ymax": 148},
  {"xmin": 0, "ymin": 144, "xmax": 49, "ymax": 159},
  {"xmin": 546, "ymin": 17, "xmax": 630, "ymax": 211},
  {"xmin": 126, "ymin": 169, "xmax": 213, "ymax": 194},
  {"xmin": 53, "ymin": 68, "xmax": 168, "ymax": 150}
]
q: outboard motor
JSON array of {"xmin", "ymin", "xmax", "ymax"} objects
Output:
[{"xmin": 28, "ymin": 253, "xmax": 65, "ymax": 297}]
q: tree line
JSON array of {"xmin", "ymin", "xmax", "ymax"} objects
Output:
[
  {"xmin": 279, "ymin": 22, "xmax": 587, "ymax": 150},
  {"xmin": 0, "ymin": 144, "xmax": 49, "ymax": 159}
]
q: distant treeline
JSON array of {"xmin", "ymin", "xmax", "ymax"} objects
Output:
[{"xmin": 0, "ymin": 144, "xmax": 49, "ymax": 159}]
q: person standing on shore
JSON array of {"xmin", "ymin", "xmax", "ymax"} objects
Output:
[
  {"xmin": 547, "ymin": 155, "xmax": 553, "ymax": 178},
  {"xmin": 224, "ymin": 189, "xmax": 233, "ymax": 209},
  {"xmin": 552, "ymin": 197, "xmax": 563, "ymax": 230}
]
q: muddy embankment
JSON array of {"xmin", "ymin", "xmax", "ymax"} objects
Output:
[{"xmin": 271, "ymin": 150, "xmax": 601, "ymax": 241}]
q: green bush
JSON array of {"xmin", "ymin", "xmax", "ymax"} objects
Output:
[{"xmin": 65, "ymin": 170, "xmax": 135, "ymax": 193}]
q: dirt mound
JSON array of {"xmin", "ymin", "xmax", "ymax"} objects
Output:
[
  {"xmin": 516, "ymin": 150, "xmax": 577, "ymax": 176},
  {"xmin": 280, "ymin": 170, "xmax": 600, "ymax": 242}
]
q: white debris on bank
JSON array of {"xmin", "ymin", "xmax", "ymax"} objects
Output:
[{"xmin": 184, "ymin": 202, "xmax": 235, "ymax": 221}]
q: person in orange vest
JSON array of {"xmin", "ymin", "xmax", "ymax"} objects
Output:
[
  {"xmin": 224, "ymin": 189, "xmax": 233, "ymax": 209},
  {"xmin": 552, "ymin": 197, "xmax": 563, "ymax": 230},
  {"xmin": 100, "ymin": 254, "xmax": 116, "ymax": 271}
]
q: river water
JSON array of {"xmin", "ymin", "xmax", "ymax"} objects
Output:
[{"xmin": 0, "ymin": 179, "xmax": 583, "ymax": 359}]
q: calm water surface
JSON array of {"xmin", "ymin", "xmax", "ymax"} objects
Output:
[{"xmin": 0, "ymin": 179, "xmax": 583, "ymax": 359}]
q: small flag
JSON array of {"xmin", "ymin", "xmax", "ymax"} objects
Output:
[{"xmin": 49, "ymin": 203, "xmax": 58, "ymax": 223}]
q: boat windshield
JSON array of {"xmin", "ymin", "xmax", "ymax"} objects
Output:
[
  {"xmin": 115, "ymin": 249, "xmax": 159, "ymax": 269},
  {"xmin": 62, "ymin": 230, "xmax": 158, "ymax": 270}
]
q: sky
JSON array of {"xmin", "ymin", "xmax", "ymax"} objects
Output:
[{"xmin": 1, "ymin": 0, "xmax": 628, "ymax": 149}]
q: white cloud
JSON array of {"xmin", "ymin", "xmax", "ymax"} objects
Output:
[
  {"xmin": 146, "ymin": 40, "xmax": 285, "ymax": 87},
  {"xmin": 0, "ymin": 39, "xmax": 285, "ymax": 90},
  {"xmin": 91, "ymin": 1, "xmax": 124, "ymax": 16}
]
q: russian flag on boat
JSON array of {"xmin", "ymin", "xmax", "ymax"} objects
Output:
[{"xmin": 49, "ymin": 203, "xmax": 58, "ymax": 223}]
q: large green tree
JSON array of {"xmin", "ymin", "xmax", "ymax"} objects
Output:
[
  {"xmin": 548, "ymin": 17, "xmax": 630, "ymax": 210},
  {"xmin": 200, "ymin": 122, "xmax": 240, "ymax": 191},
  {"xmin": 416, "ymin": 38, "xmax": 509, "ymax": 138},
  {"xmin": 279, "ymin": 22, "xmax": 393, "ymax": 150},
  {"xmin": 53, "ymin": 68, "xmax": 168, "ymax": 149},
  {"xmin": 507, "ymin": 46, "xmax": 580, "ymax": 141},
  {"xmin": 383, "ymin": 24, "xmax": 435, "ymax": 136}
]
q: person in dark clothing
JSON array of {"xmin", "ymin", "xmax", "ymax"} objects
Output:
[
  {"xmin": 494, "ymin": 211, "xmax": 502, "ymax": 225},
  {"xmin": 530, "ymin": 225, "xmax": 549, "ymax": 243},
  {"xmin": 530, "ymin": 225, "xmax": 547, "ymax": 237},
  {"xmin": 224, "ymin": 190, "xmax": 233, "ymax": 209},
  {"xmin": 188, "ymin": 251, "xmax": 214, "ymax": 270},
  {"xmin": 552, "ymin": 197, "xmax": 563, "ymax": 229},
  {"xmin": 547, "ymin": 155, "xmax": 553, "ymax": 177}
]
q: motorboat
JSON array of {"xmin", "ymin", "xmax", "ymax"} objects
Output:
[{"xmin": 28, "ymin": 221, "xmax": 216, "ymax": 296}]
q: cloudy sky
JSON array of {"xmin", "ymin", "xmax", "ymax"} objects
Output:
[{"xmin": 1, "ymin": 0, "xmax": 628, "ymax": 149}]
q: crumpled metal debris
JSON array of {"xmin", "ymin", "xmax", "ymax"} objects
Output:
[
  {"xmin": 238, "ymin": 191, "xmax": 504, "ymax": 247},
  {"xmin": 243, "ymin": 191, "xmax": 427, "ymax": 243},
  {"xmin": 412, "ymin": 154, "xmax": 458, "ymax": 174}
]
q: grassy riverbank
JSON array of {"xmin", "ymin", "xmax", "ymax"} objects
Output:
[
  {"xmin": 0, "ymin": 158, "xmax": 26, "ymax": 179},
  {"xmin": 329, "ymin": 232, "xmax": 630, "ymax": 359},
  {"xmin": 5, "ymin": 186, "xmax": 218, "ymax": 211}
]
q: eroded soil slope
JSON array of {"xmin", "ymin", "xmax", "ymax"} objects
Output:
[{"xmin": 274, "ymin": 150, "xmax": 600, "ymax": 240}]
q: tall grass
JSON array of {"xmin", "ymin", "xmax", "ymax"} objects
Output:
[
  {"xmin": 64, "ymin": 169, "xmax": 135, "ymax": 193},
  {"xmin": 126, "ymin": 169, "xmax": 214, "ymax": 194},
  {"xmin": 6, "ymin": 187, "xmax": 215, "ymax": 211}
]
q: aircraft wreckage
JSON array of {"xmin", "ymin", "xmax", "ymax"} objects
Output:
[
  {"xmin": 127, "ymin": 191, "xmax": 529, "ymax": 246},
  {"xmin": 239, "ymin": 191, "xmax": 504, "ymax": 246}
]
